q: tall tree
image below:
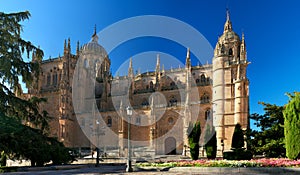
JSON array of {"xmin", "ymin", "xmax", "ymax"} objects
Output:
[
  {"xmin": 249, "ymin": 102, "xmax": 285, "ymax": 157},
  {"xmin": 283, "ymin": 92, "xmax": 300, "ymax": 160},
  {"xmin": 0, "ymin": 11, "xmax": 71, "ymax": 166},
  {"xmin": 0, "ymin": 11, "xmax": 50, "ymax": 129},
  {"xmin": 188, "ymin": 121, "xmax": 201, "ymax": 160}
]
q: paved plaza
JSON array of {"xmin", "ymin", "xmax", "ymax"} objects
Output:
[{"xmin": 3, "ymin": 164, "xmax": 300, "ymax": 175}]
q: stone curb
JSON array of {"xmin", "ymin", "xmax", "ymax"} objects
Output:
[
  {"xmin": 168, "ymin": 167, "xmax": 300, "ymax": 174},
  {"xmin": 17, "ymin": 164, "xmax": 88, "ymax": 172},
  {"xmin": 16, "ymin": 163, "xmax": 126, "ymax": 172},
  {"xmin": 137, "ymin": 166, "xmax": 300, "ymax": 174}
]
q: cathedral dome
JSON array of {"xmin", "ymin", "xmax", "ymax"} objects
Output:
[
  {"xmin": 213, "ymin": 10, "xmax": 242, "ymax": 57},
  {"xmin": 81, "ymin": 29, "xmax": 107, "ymax": 58},
  {"xmin": 219, "ymin": 30, "xmax": 240, "ymax": 42}
]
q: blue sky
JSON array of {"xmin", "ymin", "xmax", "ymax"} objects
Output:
[{"xmin": 1, "ymin": 0, "xmax": 300, "ymax": 123}]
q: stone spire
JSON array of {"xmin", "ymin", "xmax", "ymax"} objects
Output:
[
  {"xmin": 76, "ymin": 41, "xmax": 80, "ymax": 55},
  {"xmin": 183, "ymin": 48, "xmax": 192, "ymax": 155},
  {"xmin": 240, "ymin": 32, "xmax": 246, "ymax": 61},
  {"xmin": 241, "ymin": 32, "xmax": 245, "ymax": 46},
  {"xmin": 155, "ymin": 54, "xmax": 160, "ymax": 72},
  {"xmin": 185, "ymin": 48, "xmax": 191, "ymax": 70},
  {"xmin": 155, "ymin": 54, "xmax": 161, "ymax": 90},
  {"xmin": 67, "ymin": 38, "xmax": 71, "ymax": 51},
  {"xmin": 64, "ymin": 38, "xmax": 71, "ymax": 55},
  {"xmin": 128, "ymin": 57, "xmax": 134, "ymax": 78},
  {"xmin": 64, "ymin": 39, "xmax": 66, "ymax": 50},
  {"xmin": 224, "ymin": 9, "xmax": 233, "ymax": 33}
]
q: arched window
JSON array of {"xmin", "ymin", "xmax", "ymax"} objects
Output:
[
  {"xmin": 169, "ymin": 96, "xmax": 177, "ymax": 106},
  {"xmin": 107, "ymin": 116, "xmax": 112, "ymax": 127},
  {"xmin": 46, "ymin": 74, "xmax": 51, "ymax": 86},
  {"xmin": 136, "ymin": 116, "xmax": 141, "ymax": 125},
  {"xmin": 168, "ymin": 117, "xmax": 174, "ymax": 125},
  {"xmin": 205, "ymin": 109, "xmax": 211, "ymax": 120},
  {"xmin": 83, "ymin": 59, "xmax": 89, "ymax": 68},
  {"xmin": 200, "ymin": 74, "xmax": 206, "ymax": 84},
  {"xmin": 170, "ymin": 82, "xmax": 175, "ymax": 86},
  {"xmin": 149, "ymin": 81, "xmax": 154, "ymax": 89},
  {"xmin": 60, "ymin": 124, "xmax": 65, "ymax": 138},
  {"xmin": 95, "ymin": 61, "xmax": 100, "ymax": 76},
  {"xmin": 221, "ymin": 44, "xmax": 225, "ymax": 54},
  {"xmin": 228, "ymin": 48, "xmax": 233, "ymax": 56},
  {"xmin": 53, "ymin": 73, "xmax": 58, "ymax": 86},
  {"xmin": 196, "ymin": 79, "xmax": 200, "ymax": 83}
]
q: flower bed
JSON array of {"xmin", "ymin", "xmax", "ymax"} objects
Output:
[{"xmin": 136, "ymin": 158, "xmax": 300, "ymax": 168}]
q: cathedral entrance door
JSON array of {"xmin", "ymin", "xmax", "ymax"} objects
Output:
[{"xmin": 165, "ymin": 137, "xmax": 176, "ymax": 155}]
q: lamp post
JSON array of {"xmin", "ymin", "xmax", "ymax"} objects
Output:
[
  {"xmin": 126, "ymin": 106, "xmax": 133, "ymax": 172},
  {"xmin": 95, "ymin": 119, "xmax": 100, "ymax": 167}
]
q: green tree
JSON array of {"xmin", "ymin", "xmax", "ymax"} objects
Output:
[
  {"xmin": 232, "ymin": 123, "xmax": 244, "ymax": 149},
  {"xmin": 283, "ymin": 92, "xmax": 300, "ymax": 160},
  {"xmin": 204, "ymin": 125, "xmax": 216, "ymax": 159},
  {"xmin": 249, "ymin": 102, "xmax": 285, "ymax": 157},
  {"xmin": 0, "ymin": 11, "xmax": 51, "ymax": 130},
  {"xmin": 188, "ymin": 121, "xmax": 201, "ymax": 160},
  {"xmin": 0, "ymin": 112, "xmax": 74, "ymax": 166},
  {"xmin": 0, "ymin": 11, "xmax": 72, "ymax": 166}
]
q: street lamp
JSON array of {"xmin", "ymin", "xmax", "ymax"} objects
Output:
[
  {"xmin": 126, "ymin": 106, "xmax": 133, "ymax": 172},
  {"xmin": 95, "ymin": 119, "xmax": 100, "ymax": 167}
]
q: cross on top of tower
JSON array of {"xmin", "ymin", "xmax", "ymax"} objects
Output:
[
  {"xmin": 224, "ymin": 9, "xmax": 233, "ymax": 33},
  {"xmin": 92, "ymin": 24, "xmax": 98, "ymax": 43}
]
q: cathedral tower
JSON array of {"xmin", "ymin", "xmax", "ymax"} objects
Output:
[{"xmin": 212, "ymin": 10, "xmax": 250, "ymax": 157}]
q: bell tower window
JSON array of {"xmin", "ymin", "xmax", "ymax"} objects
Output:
[
  {"xmin": 200, "ymin": 74, "xmax": 206, "ymax": 84},
  {"xmin": 229, "ymin": 48, "xmax": 233, "ymax": 56}
]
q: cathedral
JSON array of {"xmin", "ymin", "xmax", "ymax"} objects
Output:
[{"xmin": 26, "ymin": 11, "xmax": 249, "ymax": 157}]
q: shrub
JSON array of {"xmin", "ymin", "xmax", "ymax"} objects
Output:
[
  {"xmin": 0, "ymin": 167, "xmax": 18, "ymax": 173},
  {"xmin": 232, "ymin": 123, "xmax": 244, "ymax": 149},
  {"xmin": 48, "ymin": 137, "xmax": 75, "ymax": 165},
  {"xmin": 188, "ymin": 121, "xmax": 201, "ymax": 160},
  {"xmin": 0, "ymin": 151, "xmax": 6, "ymax": 167},
  {"xmin": 223, "ymin": 149, "xmax": 252, "ymax": 160},
  {"xmin": 204, "ymin": 125, "xmax": 216, "ymax": 159},
  {"xmin": 224, "ymin": 123, "xmax": 252, "ymax": 160}
]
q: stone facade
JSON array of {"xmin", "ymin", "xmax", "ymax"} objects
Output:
[{"xmin": 25, "ymin": 12, "xmax": 249, "ymax": 157}]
